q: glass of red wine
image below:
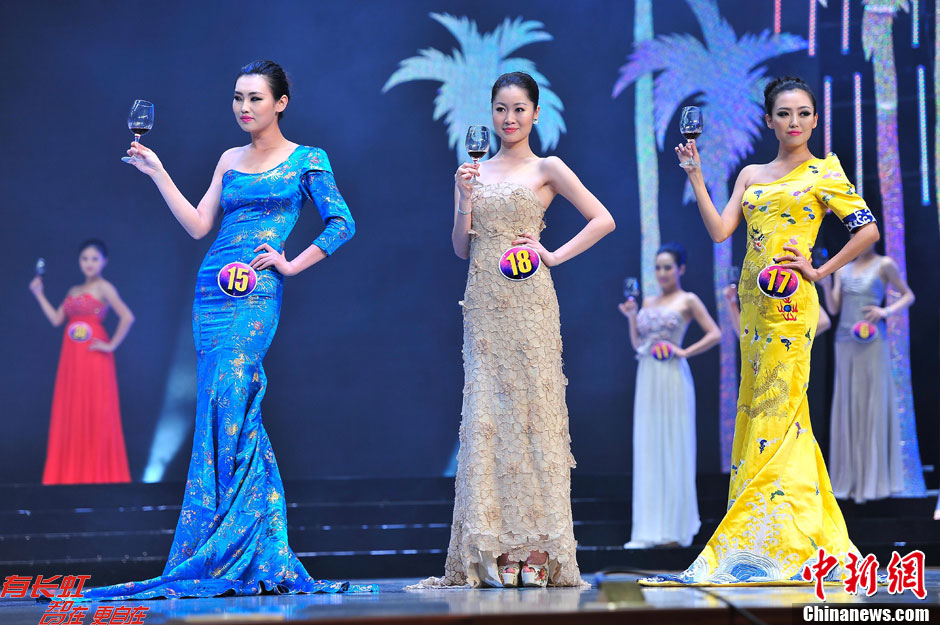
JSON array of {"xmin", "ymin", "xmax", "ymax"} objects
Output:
[
  {"xmin": 679, "ymin": 106, "xmax": 702, "ymax": 169},
  {"xmin": 121, "ymin": 100, "xmax": 154, "ymax": 164},
  {"xmin": 465, "ymin": 125, "xmax": 490, "ymax": 185},
  {"xmin": 623, "ymin": 276, "xmax": 640, "ymax": 300}
]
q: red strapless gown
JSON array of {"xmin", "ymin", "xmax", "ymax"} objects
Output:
[{"xmin": 42, "ymin": 293, "xmax": 131, "ymax": 484}]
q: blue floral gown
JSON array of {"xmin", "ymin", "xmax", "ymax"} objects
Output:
[{"xmin": 84, "ymin": 146, "xmax": 371, "ymax": 599}]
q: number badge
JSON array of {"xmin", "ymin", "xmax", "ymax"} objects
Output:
[
  {"xmin": 498, "ymin": 246, "xmax": 540, "ymax": 281},
  {"xmin": 650, "ymin": 341, "xmax": 674, "ymax": 361},
  {"xmin": 852, "ymin": 321, "xmax": 878, "ymax": 343},
  {"xmin": 217, "ymin": 262, "xmax": 257, "ymax": 298},
  {"xmin": 757, "ymin": 264, "xmax": 800, "ymax": 299},
  {"xmin": 67, "ymin": 321, "xmax": 92, "ymax": 343}
]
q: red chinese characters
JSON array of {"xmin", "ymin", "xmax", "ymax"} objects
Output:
[
  {"xmin": 801, "ymin": 547, "xmax": 840, "ymax": 601},
  {"xmin": 843, "ymin": 552, "xmax": 879, "ymax": 597},
  {"xmin": 886, "ymin": 550, "xmax": 926, "ymax": 600}
]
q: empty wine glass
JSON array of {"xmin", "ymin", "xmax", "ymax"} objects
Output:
[
  {"xmin": 679, "ymin": 106, "xmax": 703, "ymax": 168},
  {"xmin": 121, "ymin": 100, "xmax": 154, "ymax": 164},
  {"xmin": 623, "ymin": 277, "xmax": 640, "ymax": 300},
  {"xmin": 465, "ymin": 125, "xmax": 490, "ymax": 185}
]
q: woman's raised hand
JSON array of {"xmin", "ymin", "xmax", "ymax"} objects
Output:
[
  {"xmin": 618, "ymin": 297, "xmax": 638, "ymax": 319},
  {"xmin": 454, "ymin": 162, "xmax": 479, "ymax": 198},
  {"xmin": 674, "ymin": 140, "xmax": 700, "ymax": 171},
  {"xmin": 29, "ymin": 276, "xmax": 43, "ymax": 297},
  {"xmin": 124, "ymin": 141, "xmax": 165, "ymax": 176},
  {"xmin": 722, "ymin": 284, "xmax": 737, "ymax": 305}
]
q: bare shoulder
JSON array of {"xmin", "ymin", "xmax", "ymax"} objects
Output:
[
  {"xmin": 216, "ymin": 146, "xmax": 246, "ymax": 172},
  {"xmin": 91, "ymin": 280, "xmax": 118, "ymax": 300},
  {"xmin": 878, "ymin": 255, "xmax": 899, "ymax": 276},
  {"xmin": 683, "ymin": 291, "xmax": 706, "ymax": 312},
  {"xmin": 541, "ymin": 155, "xmax": 566, "ymax": 169},
  {"xmin": 539, "ymin": 155, "xmax": 571, "ymax": 178},
  {"xmin": 737, "ymin": 163, "xmax": 760, "ymax": 187},
  {"xmin": 878, "ymin": 254, "xmax": 897, "ymax": 269}
]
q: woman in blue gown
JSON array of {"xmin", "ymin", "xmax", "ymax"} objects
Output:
[{"xmin": 84, "ymin": 60, "xmax": 368, "ymax": 599}]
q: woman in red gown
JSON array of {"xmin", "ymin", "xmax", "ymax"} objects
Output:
[{"xmin": 29, "ymin": 239, "xmax": 135, "ymax": 484}]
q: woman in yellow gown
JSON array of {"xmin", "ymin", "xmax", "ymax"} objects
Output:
[{"xmin": 650, "ymin": 77, "xmax": 880, "ymax": 585}]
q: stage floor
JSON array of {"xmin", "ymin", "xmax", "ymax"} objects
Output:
[{"xmin": 1, "ymin": 572, "xmax": 938, "ymax": 625}]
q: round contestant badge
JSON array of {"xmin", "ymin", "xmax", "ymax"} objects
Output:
[
  {"xmin": 852, "ymin": 320, "xmax": 878, "ymax": 343},
  {"xmin": 756, "ymin": 264, "xmax": 800, "ymax": 300},
  {"xmin": 217, "ymin": 262, "xmax": 258, "ymax": 298},
  {"xmin": 498, "ymin": 246, "xmax": 540, "ymax": 281},
  {"xmin": 650, "ymin": 341, "xmax": 674, "ymax": 361},
  {"xmin": 67, "ymin": 321, "xmax": 92, "ymax": 343}
]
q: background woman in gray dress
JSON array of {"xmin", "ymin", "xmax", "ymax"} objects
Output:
[{"xmin": 821, "ymin": 243, "xmax": 914, "ymax": 504}]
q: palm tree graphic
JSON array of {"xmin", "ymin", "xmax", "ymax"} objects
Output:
[
  {"xmin": 861, "ymin": 0, "xmax": 925, "ymax": 496},
  {"xmin": 612, "ymin": 0, "xmax": 805, "ymax": 468},
  {"xmin": 383, "ymin": 12, "xmax": 565, "ymax": 163}
]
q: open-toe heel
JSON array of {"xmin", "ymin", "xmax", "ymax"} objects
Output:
[
  {"xmin": 498, "ymin": 563, "xmax": 520, "ymax": 587},
  {"xmin": 521, "ymin": 562, "xmax": 548, "ymax": 588}
]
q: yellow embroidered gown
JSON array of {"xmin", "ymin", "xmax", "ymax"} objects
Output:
[{"xmin": 644, "ymin": 153, "xmax": 876, "ymax": 585}]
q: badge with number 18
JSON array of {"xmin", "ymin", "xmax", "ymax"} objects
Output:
[{"xmin": 499, "ymin": 246, "xmax": 540, "ymax": 281}]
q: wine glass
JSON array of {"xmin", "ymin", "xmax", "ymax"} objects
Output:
[
  {"xmin": 121, "ymin": 100, "xmax": 154, "ymax": 164},
  {"xmin": 623, "ymin": 277, "xmax": 640, "ymax": 301},
  {"xmin": 679, "ymin": 106, "xmax": 703, "ymax": 168},
  {"xmin": 465, "ymin": 125, "xmax": 490, "ymax": 185},
  {"xmin": 727, "ymin": 265, "xmax": 741, "ymax": 285}
]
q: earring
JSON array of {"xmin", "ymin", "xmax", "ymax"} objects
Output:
[{"xmin": 534, "ymin": 119, "xmax": 539, "ymax": 125}]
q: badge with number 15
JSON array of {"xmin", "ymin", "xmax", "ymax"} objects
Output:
[{"xmin": 217, "ymin": 262, "xmax": 257, "ymax": 298}]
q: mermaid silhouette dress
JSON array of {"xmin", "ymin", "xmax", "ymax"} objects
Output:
[
  {"xmin": 412, "ymin": 182, "xmax": 584, "ymax": 589},
  {"xmin": 43, "ymin": 293, "xmax": 131, "ymax": 485},
  {"xmin": 83, "ymin": 146, "xmax": 369, "ymax": 599},
  {"xmin": 643, "ymin": 153, "xmax": 875, "ymax": 585}
]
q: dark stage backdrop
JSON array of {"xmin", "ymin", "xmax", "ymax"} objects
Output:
[{"xmin": 1, "ymin": 0, "xmax": 936, "ymax": 483}]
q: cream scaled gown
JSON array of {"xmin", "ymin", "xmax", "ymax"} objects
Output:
[{"xmin": 412, "ymin": 182, "xmax": 584, "ymax": 588}]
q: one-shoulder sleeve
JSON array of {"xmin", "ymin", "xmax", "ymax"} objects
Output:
[
  {"xmin": 813, "ymin": 153, "xmax": 876, "ymax": 233},
  {"xmin": 299, "ymin": 148, "xmax": 355, "ymax": 256}
]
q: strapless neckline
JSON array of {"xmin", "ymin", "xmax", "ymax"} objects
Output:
[{"xmin": 479, "ymin": 181, "xmax": 545, "ymax": 209}]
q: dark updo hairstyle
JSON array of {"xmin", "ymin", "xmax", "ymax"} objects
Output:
[
  {"xmin": 79, "ymin": 238, "xmax": 108, "ymax": 258},
  {"xmin": 763, "ymin": 76, "xmax": 816, "ymax": 115},
  {"xmin": 236, "ymin": 60, "xmax": 291, "ymax": 120},
  {"xmin": 656, "ymin": 242, "xmax": 686, "ymax": 267},
  {"xmin": 491, "ymin": 71, "xmax": 540, "ymax": 107}
]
